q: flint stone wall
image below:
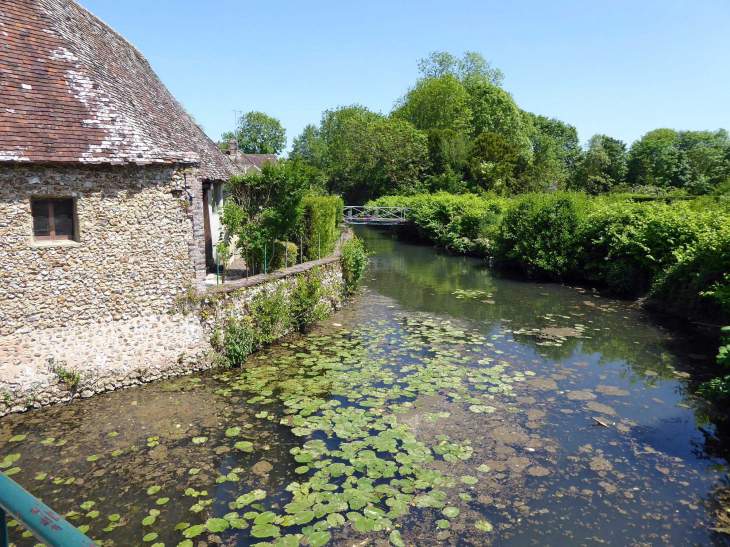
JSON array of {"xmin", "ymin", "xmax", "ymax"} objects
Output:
[
  {"xmin": 0, "ymin": 163, "xmax": 203, "ymax": 336},
  {"xmin": 0, "ymin": 260, "xmax": 344, "ymax": 416}
]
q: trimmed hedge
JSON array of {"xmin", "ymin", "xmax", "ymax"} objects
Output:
[
  {"xmin": 299, "ymin": 196, "xmax": 344, "ymax": 261},
  {"xmin": 270, "ymin": 240, "xmax": 298, "ymax": 269},
  {"xmin": 369, "ymin": 192, "xmax": 730, "ymax": 323}
]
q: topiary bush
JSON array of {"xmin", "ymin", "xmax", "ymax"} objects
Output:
[
  {"xmin": 299, "ymin": 196, "xmax": 344, "ymax": 261},
  {"xmin": 340, "ymin": 236, "xmax": 370, "ymax": 295}
]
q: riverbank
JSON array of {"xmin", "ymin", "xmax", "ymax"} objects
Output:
[
  {"xmin": 0, "ymin": 235, "xmax": 356, "ymax": 417},
  {"xmin": 370, "ymin": 192, "xmax": 730, "ymax": 325}
]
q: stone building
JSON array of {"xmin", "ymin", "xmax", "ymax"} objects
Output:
[{"xmin": 0, "ymin": 0, "xmax": 238, "ymax": 336}]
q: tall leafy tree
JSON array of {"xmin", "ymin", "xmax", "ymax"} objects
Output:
[
  {"xmin": 417, "ymin": 51, "xmax": 504, "ymax": 87},
  {"xmin": 467, "ymin": 83, "xmax": 532, "ymax": 151},
  {"xmin": 468, "ymin": 132, "xmax": 521, "ymax": 194},
  {"xmin": 391, "ymin": 74, "xmax": 472, "ymax": 133},
  {"xmin": 290, "ymin": 124, "xmax": 326, "ymax": 165},
  {"xmin": 317, "ymin": 106, "xmax": 429, "ymax": 202},
  {"xmin": 628, "ymin": 128, "xmax": 730, "ymax": 194},
  {"xmin": 570, "ymin": 135, "xmax": 628, "ymax": 194},
  {"xmin": 425, "ymin": 129, "xmax": 470, "ymax": 175},
  {"xmin": 224, "ymin": 111, "xmax": 287, "ymax": 155}
]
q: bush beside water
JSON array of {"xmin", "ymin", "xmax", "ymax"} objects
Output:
[
  {"xmin": 299, "ymin": 196, "xmax": 344, "ymax": 261},
  {"xmin": 370, "ymin": 192, "xmax": 730, "ymax": 323}
]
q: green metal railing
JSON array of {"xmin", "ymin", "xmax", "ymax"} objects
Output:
[{"xmin": 0, "ymin": 472, "xmax": 95, "ymax": 546}]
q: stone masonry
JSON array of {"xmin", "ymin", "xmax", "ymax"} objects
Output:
[
  {"xmin": 0, "ymin": 163, "xmax": 203, "ymax": 336},
  {"xmin": 0, "ymin": 259, "xmax": 345, "ymax": 417}
]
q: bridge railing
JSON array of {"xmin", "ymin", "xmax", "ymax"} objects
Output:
[
  {"xmin": 343, "ymin": 206, "xmax": 410, "ymax": 223},
  {"xmin": 0, "ymin": 471, "xmax": 95, "ymax": 547}
]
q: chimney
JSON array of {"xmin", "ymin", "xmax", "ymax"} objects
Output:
[{"xmin": 229, "ymin": 139, "xmax": 237, "ymax": 154}]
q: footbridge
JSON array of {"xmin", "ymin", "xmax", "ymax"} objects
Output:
[{"xmin": 343, "ymin": 206, "xmax": 410, "ymax": 225}]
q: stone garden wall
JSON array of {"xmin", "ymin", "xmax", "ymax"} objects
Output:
[
  {"xmin": 0, "ymin": 259, "xmax": 345, "ymax": 416},
  {"xmin": 0, "ymin": 163, "xmax": 201, "ymax": 336}
]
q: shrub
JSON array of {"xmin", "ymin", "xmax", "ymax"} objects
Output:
[
  {"xmin": 370, "ymin": 192, "xmax": 505, "ymax": 253},
  {"xmin": 371, "ymin": 191, "xmax": 730, "ymax": 322},
  {"xmin": 299, "ymin": 196, "xmax": 344, "ymax": 261},
  {"xmin": 649, "ymin": 225, "xmax": 730, "ymax": 320},
  {"xmin": 340, "ymin": 236, "xmax": 370, "ymax": 295},
  {"xmin": 497, "ymin": 192, "xmax": 590, "ymax": 278},
  {"xmin": 269, "ymin": 241, "xmax": 298, "ymax": 270},
  {"xmin": 223, "ymin": 319, "xmax": 257, "ymax": 366},
  {"xmin": 291, "ymin": 267, "xmax": 330, "ymax": 330}
]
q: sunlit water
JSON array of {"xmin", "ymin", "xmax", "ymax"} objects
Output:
[{"xmin": 1, "ymin": 226, "xmax": 728, "ymax": 546}]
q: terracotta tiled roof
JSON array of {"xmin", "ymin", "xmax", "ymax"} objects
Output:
[{"xmin": 0, "ymin": 0, "xmax": 237, "ymax": 180}]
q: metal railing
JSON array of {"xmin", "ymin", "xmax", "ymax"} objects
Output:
[
  {"xmin": 343, "ymin": 206, "xmax": 410, "ymax": 225},
  {"xmin": 0, "ymin": 472, "xmax": 95, "ymax": 547}
]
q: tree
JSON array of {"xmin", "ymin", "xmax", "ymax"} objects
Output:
[
  {"xmin": 627, "ymin": 128, "xmax": 679, "ymax": 187},
  {"xmin": 316, "ymin": 105, "xmax": 429, "ymax": 202},
  {"xmin": 221, "ymin": 160, "xmax": 308, "ymax": 265},
  {"xmin": 529, "ymin": 114, "xmax": 581, "ymax": 172},
  {"xmin": 425, "ymin": 129, "xmax": 470, "ymax": 175},
  {"xmin": 516, "ymin": 114, "xmax": 581, "ymax": 192},
  {"xmin": 570, "ymin": 135, "xmax": 628, "ymax": 194},
  {"xmin": 628, "ymin": 128, "xmax": 730, "ymax": 194},
  {"xmin": 290, "ymin": 124, "xmax": 326, "ymax": 166},
  {"xmin": 468, "ymin": 132, "xmax": 521, "ymax": 194},
  {"xmin": 391, "ymin": 74, "xmax": 472, "ymax": 133},
  {"xmin": 467, "ymin": 83, "xmax": 532, "ymax": 152},
  {"xmin": 417, "ymin": 51, "xmax": 504, "ymax": 88},
  {"xmin": 224, "ymin": 111, "xmax": 287, "ymax": 155}
]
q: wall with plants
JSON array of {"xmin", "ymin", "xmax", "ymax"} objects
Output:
[{"xmin": 204, "ymin": 262, "xmax": 344, "ymax": 368}]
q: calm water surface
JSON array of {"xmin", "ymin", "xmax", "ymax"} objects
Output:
[{"xmin": 1, "ymin": 225, "xmax": 728, "ymax": 547}]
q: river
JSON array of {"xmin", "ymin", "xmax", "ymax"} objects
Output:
[{"xmin": 1, "ymin": 225, "xmax": 728, "ymax": 546}]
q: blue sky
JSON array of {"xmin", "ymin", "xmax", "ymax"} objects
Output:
[{"xmin": 82, "ymin": 0, "xmax": 730, "ymax": 152}]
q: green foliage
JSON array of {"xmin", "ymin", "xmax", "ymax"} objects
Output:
[
  {"xmin": 570, "ymin": 135, "xmax": 628, "ymax": 195},
  {"xmin": 371, "ymin": 193, "xmax": 505, "ymax": 253},
  {"xmin": 287, "ymin": 50, "xmax": 730, "ymax": 201},
  {"xmin": 222, "ymin": 160, "xmax": 308, "ymax": 270},
  {"xmin": 340, "ymin": 237, "xmax": 371, "ymax": 295},
  {"xmin": 223, "ymin": 320, "xmax": 257, "ymax": 367},
  {"xmin": 371, "ymin": 192, "xmax": 730, "ymax": 322},
  {"xmin": 291, "ymin": 267, "xmax": 331, "ymax": 330},
  {"xmin": 313, "ymin": 106, "xmax": 429, "ymax": 202},
  {"xmin": 269, "ymin": 241, "xmax": 298, "ymax": 270},
  {"xmin": 628, "ymin": 128, "xmax": 730, "ymax": 194},
  {"xmin": 298, "ymin": 196, "xmax": 343, "ymax": 261},
  {"xmin": 498, "ymin": 193, "xmax": 589, "ymax": 277},
  {"xmin": 250, "ymin": 284, "xmax": 293, "ymax": 345},
  {"xmin": 223, "ymin": 111, "xmax": 287, "ymax": 154},
  {"xmin": 468, "ymin": 132, "xmax": 521, "ymax": 194},
  {"xmin": 392, "ymin": 74, "xmax": 473, "ymax": 134},
  {"xmin": 47, "ymin": 359, "xmax": 81, "ymax": 391},
  {"xmin": 425, "ymin": 129, "xmax": 470, "ymax": 176}
]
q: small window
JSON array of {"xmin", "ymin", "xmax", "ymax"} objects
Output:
[{"xmin": 31, "ymin": 198, "xmax": 76, "ymax": 241}]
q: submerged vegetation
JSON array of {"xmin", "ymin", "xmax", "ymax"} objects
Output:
[{"xmin": 2, "ymin": 280, "xmax": 721, "ymax": 545}]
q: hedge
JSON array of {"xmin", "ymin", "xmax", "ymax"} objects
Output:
[
  {"xmin": 369, "ymin": 192, "xmax": 730, "ymax": 323},
  {"xmin": 298, "ymin": 196, "xmax": 344, "ymax": 261}
]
